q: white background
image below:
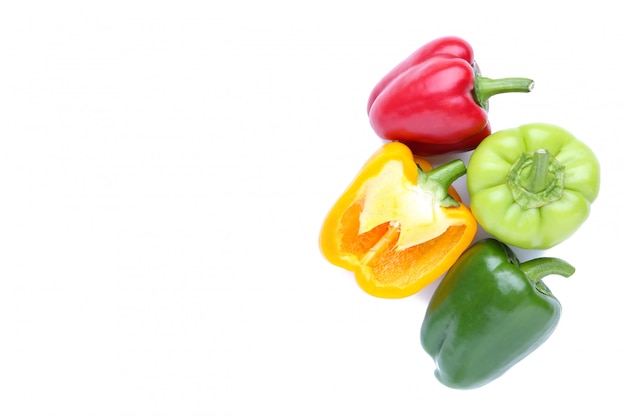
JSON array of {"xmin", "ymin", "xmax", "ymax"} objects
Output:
[{"xmin": 0, "ymin": 1, "xmax": 623, "ymax": 416}]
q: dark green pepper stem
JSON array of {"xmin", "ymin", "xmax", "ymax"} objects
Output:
[
  {"xmin": 520, "ymin": 257, "xmax": 576, "ymax": 284},
  {"xmin": 473, "ymin": 75, "xmax": 534, "ymax": 109},
  {"xmin": 520, "ymin": 256, "xmax": 575, "ymax": 296},
  {"xmin": 507, "ymin": 149, "xmax": 565, "ymax": 210},
  {"xmin": 417, "ymin": 159, "xmax": 467, "ymax": 208}
]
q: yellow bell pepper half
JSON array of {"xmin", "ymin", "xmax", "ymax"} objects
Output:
[{"xmin": 319, "ymin": 142, "xmax": 477, "ymax": 298}]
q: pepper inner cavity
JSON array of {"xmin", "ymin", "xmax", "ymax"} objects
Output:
[{"xmin": 360, "ymin": 220, "xmax": 401, "ymax": 265}]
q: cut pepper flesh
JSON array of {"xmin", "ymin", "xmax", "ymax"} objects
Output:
[{"xmin": 358, "ymin": 160, "xmax": 465, "ymax": 250}]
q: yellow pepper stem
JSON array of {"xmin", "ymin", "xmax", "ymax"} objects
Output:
[{"xmin": 418, "ymin": 159, "xmax": 467, "ymax": 208}]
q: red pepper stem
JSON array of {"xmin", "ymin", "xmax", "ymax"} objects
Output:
[
  {"xmin": 417, "ymin": 159, "xmax": 467, "ymax": 208},
  {"xmin": 473, "ymin": 75, "xmax": 534, "ymax": 109},
  {"xmin": 519, "ymin": 257, "xmax": 575, "ymax": 284}
]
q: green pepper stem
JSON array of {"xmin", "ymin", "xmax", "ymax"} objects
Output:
[
  {"xmin": 507, "ymin": 149, "xmax": 565, "ymax": 210},
  {"xmin": 418, "ymin": 159, "xmax": 467, "ymax": 208},
  {"xmin": 473, "ymin": 75, "xmax": 534, "ymax": 109},
  {"xmin": 520, "ymin": 149, "xmax": 550, "ymax": 193},
  {"xmin": 519, "ymin": 257, "xmax": 575, "ymax": 284}
]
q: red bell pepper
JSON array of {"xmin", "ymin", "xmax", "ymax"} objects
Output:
[{"xmin": 367, "ymin": 36, "xmax": 534, "ymax": 155}]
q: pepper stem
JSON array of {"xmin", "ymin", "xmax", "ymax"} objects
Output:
[
  {"xmin": 417, "ymin": 159, "xmax": 467, "ymax": 208},
  {"xmin": 519, "ymin": 257, "xmax": 575, "ymax": 284},
  {"xmin": 473, "ymin": 75, "xmax": 534, "ymax": 109},
  {"xmin": 507, "ymin": 149, "xmax": 565, "ymax": 210},
  {"xmin": 520, "ymin": 149, "xmax": 550, "ymax": 192}
]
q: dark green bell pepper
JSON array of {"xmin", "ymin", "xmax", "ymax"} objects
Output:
[{"xmin": 420, "ymin": 238, "xmax": 575, "ymax": 389}]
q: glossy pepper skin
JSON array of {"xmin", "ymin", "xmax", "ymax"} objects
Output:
[
  {"xmin": 420, "ymin": 238, "xmax": 575, "ymax": 390},
  {"xmin": 319, "ymin": 142, "xmax": 477, "ymax": 298},
  {"xmin": 467, "ymin": 123, "xmax": 601, "ymax": 249},
  {"xmin": 367, "ymin": 36, "xmax": 534, "ymax": 155}
]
